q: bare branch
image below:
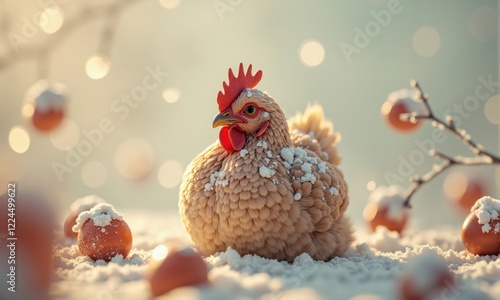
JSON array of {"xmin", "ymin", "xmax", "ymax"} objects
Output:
[{"xmin": 402, "ymin": 81, "xmax": 500, "ymax": 207}]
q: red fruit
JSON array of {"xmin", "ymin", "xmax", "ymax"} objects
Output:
[
  {"xmin": 461, "ymin": 197, "xmax": 500, "ymax": 255},
  {"xmin": 381, "ymin": 100, "xmax": 422, "ymax": 132},
  {"xmin": 399, "ymin": 253, "xmax": 455, "ymax": 300},
  {"xmin": 444, "ymin": 171, "xmax": 488, "ymax": 212},
  {"xmin": 148, "ymin": 246, "xmax": 208, "ymax": 296},
  {"xmin": 78, "ymin": 218, "xmax": 133, "ymax": 262},
  {"xmin": 32, "ymin": 108, "xmax": 64, "ymax": 131},
  {"xmin": 23, "ymin": 80, "xmax": 68, "ymax": 132},
  {"xmin": 363, "ymin": 201, "xmax": 409, "ymax": 234}
]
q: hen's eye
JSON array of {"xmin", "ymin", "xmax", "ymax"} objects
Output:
[{"xmin": 244, "ymin": 105, "xmax": 257, "ymax": 116}]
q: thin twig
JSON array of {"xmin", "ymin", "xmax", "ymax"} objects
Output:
[
  {"xmin": 402, "ymin": 81, "xmax": 500, "ymax": 207},
  {"xmin": 0, "ymin": 0, "xmax": 147, "ymax": 73}
]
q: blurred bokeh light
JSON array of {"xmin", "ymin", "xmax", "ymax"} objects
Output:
[
  {"xmin": 158, "ymin": 160, "xmax": 184, "ymax": 188},
  {"xmin": 299, "ymin": 40, "xmax": 325, "ymax": 67},
  {"xmin": 39, "ymin": 7, "xmax": 64, "ymax": 34},
  {"xmin": 86, "ymin": 55, "xmax": 110, "ymax": 80},
  {"xmin": 162, "ymin": 88, "xmax": 181, "ymax": 104},
  {"xmin": 115, "ymin": 138, "xmax": 156, "ymax": 180},
  {"xmin": 8, "ymin": 126, "xmax": 30, "ymax": 154},
  {"xmin": 412, "ymin": 26, "xmax": 441, "ymax": 57}
]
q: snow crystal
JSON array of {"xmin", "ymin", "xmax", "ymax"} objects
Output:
[
  {"xmin": 262, "ymin": 112, "xmax": 269, "ymax": 118},
  {"xmin": 294, "ymin": 192, "xmax": 302, "ymax": 200},
  {"xmin": 481, "ymin": 223, "xmax": 492, "ymax": 233},
  {"xmin": 72, "ymin": 203, "xmax": 124, "ymax": 232},
  {"xmin": 471, "ymin": 196, "xmax": 500, "ymax": 233},
  {"xmin": 257, "ymin": 140, "xmax": 268, "ymax": 149},
  {"xmin": 259, "ymin": 166, "xmax": 275, "ymax": 178},
  {"xmin": 246, "ymin": 90, "xmax": 253, "ymax": 97},
  {"xmin": 280, "ymin": 148, "xmax": 294, "ymax": 164},
  {"xmin": 267, "ymin": 150, "xmax": 273, "ymax": 158},
  {"xmin": 329, "ymin": 187, "xmax": 339, "ymax": 196},
  {"xmin": 317, "ymin": 162, "xmax": 327, "ymax": 174},
  {"xmin": 240, "ymin": 149, "xmax": 248, "ymax": 158},
  {"xmin": 204, "ymin": 171, "xmax": 230, "ymax": 191},
  {"xmin": 301, "ymin": 163, "xmax": 312, "ymax": 173},
  {"xmin": 264, "ymin": 158, "xmax": 270, "ymax": 163},
  {"xmin": 300, "ymin": 173, "xmax": 316, "ymax": 184}
]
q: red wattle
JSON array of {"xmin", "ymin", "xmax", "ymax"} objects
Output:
[
  {"xmin": 256, "ymin": 121, "xmax": 270, "ymax": 137},
  {"xmin": 219, "ymin": 127, "xmax": 235, "ymax": 152},
  {"xmin": 219, "ymin": 126, "xmax": 246, "ymax": 153},
  {"xmin": 228, "ymin": 126, "xmax": 246, "ymax": 151}
]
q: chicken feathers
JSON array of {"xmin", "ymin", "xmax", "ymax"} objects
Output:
[{"xmin": 179, "ymin": 65, "xmax": 353, "ymax": 262}]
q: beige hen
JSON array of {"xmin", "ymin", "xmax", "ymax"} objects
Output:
[{"xmin": 179, "ymin": 64, "xmax": 353, "ymax": 262}]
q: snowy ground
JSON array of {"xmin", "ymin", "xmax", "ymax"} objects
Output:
[{"xmin": 50, "ymin": 211, "xmax": 500, "ymax": 300}]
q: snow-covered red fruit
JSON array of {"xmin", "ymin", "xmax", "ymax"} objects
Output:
[
  {"xmin": 461, "ymin": 196, "xmax": 500, "ymax": 255},
  {"xmin": 399, "ymin": 253, "xmax": 455, "ymax": 300},
  {"xmin": 147, "ymin": 245, "xmax": 208, "ymax": 296},
  {"xmin": 381, "ymin": 89, "xmax": 427, "ymax": 132},
  {"xmin": 23, "ymin": 80, "xmax": 68, "ymax": 132},
  {"xmin": 63, "ymin": 195, "xmax": 105, "ymax": 238},
  {"xmin": 444, "ymin": 171, "xmax": 488, "ymax": 212},
  {"xmin": 73, "ymin": 203, "xmax": 132, "ymax": 262},
  {"xmin": 364, "ymin": 186, "xmax": 410, "ymax": 234},
  {"xmin": 32, "ymin": 109, "xmax": 64, "ymax": 131}
]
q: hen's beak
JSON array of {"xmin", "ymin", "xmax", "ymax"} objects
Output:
[{"xmin": 212, "ymin": 112, "xmax": 241, "ymax": 128}]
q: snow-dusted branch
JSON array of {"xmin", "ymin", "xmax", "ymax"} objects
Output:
[
  {"xmin": 401, "ymin": 80, "xmax": 500, "ymax": 207},
  {"xmin": 0, "ymin": 0, "xmax": 146, "ymax": 72}
]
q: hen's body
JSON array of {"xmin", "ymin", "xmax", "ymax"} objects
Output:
[{"xmin": 180, "ymin": 88, "xmax": 353, "ymax": 262}]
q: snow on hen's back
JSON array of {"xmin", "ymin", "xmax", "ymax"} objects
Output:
[{"xmin": 280, "ymin": 146, "xmax": 323, "ymax": 185}]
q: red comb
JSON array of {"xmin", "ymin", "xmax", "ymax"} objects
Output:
[{"xmin": 217, "ymin": 63, "xmax": 263, "ymax": 112}]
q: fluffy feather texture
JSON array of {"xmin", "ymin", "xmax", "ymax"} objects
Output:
[{"xmin": 179, "ymin": 89, "xmax": 353, "ymax": 262}]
